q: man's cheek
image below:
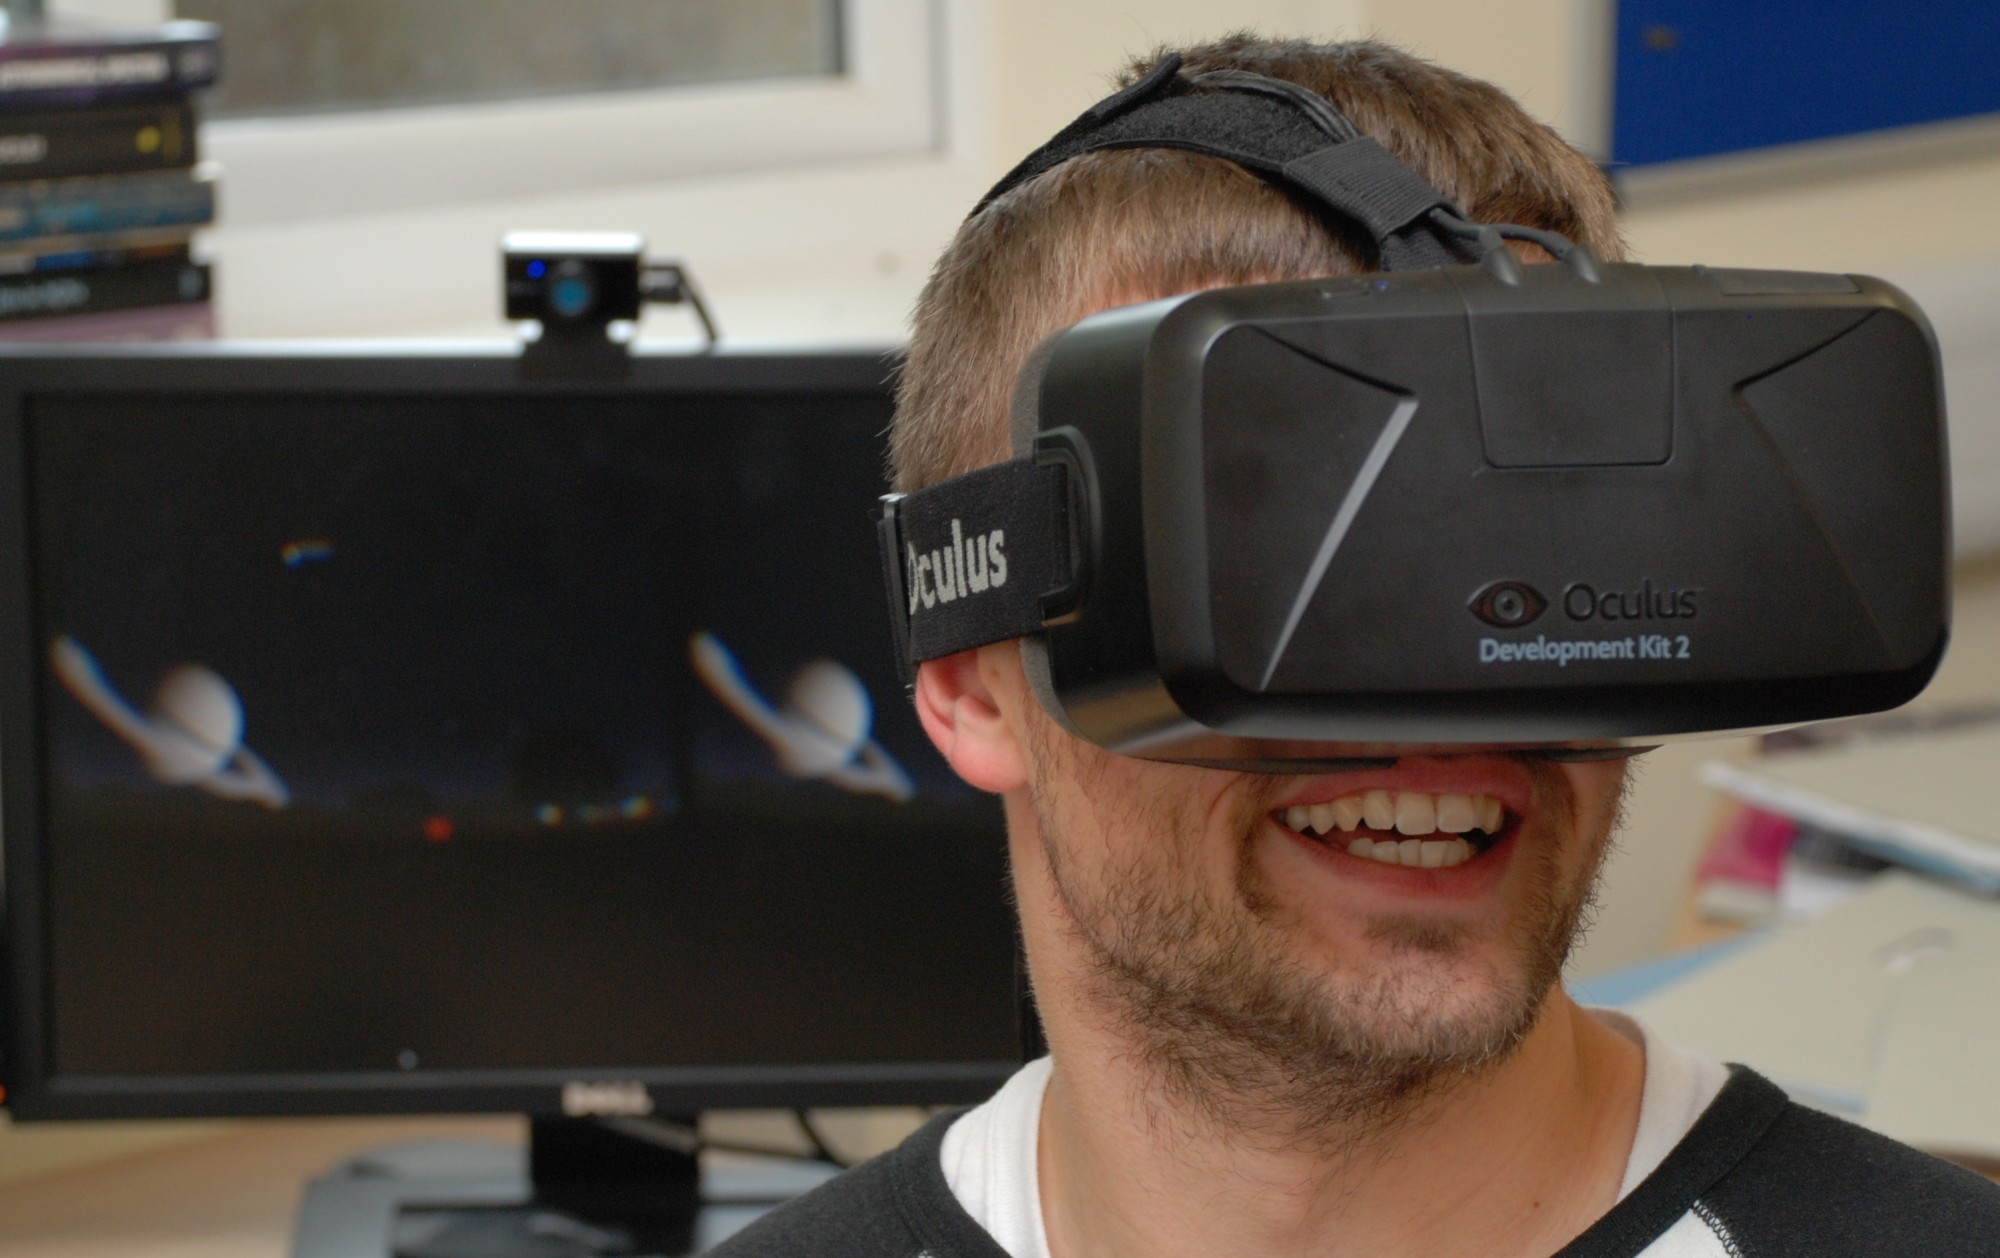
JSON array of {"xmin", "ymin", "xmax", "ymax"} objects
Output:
[{"xmin": 1559, "ymin": 760, "xmax": 1631, "ymax": 842}]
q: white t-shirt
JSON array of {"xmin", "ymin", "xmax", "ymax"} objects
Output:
[{"xmin": 939, "ymin": 1011, "xmax": 1731, "ymax": 1258}]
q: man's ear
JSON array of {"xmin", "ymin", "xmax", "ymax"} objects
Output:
[{"xmin": 913, "ymin": 645, "xmax": 1029, "ymax": 794}]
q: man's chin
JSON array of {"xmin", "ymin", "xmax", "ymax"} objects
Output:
[
  {"xmin": 1157, "ymin": 849, "xmax": 1596, "ymax": 1134},
  {"xmin": 1313, "ymin": 933, "xmax": 1558, "ymax": 1069},
  {"xmin": 1106, "ymin": 932, "xmax": 1552, "ymax": 1147}
]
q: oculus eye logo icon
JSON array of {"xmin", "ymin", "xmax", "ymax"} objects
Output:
[{"xmin": 1469, "ymin": 580, "xmax": 1547, "ymax": 629}]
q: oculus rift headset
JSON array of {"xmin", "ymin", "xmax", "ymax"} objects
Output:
[{"xmin": 876, "ymin": 55, "xmax": 1950, "ymax": 772}]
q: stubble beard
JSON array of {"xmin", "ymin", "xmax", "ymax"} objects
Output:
[{"xmin": 1025, "ymin": 725, "xmax": 1620, "ymax": 1154}]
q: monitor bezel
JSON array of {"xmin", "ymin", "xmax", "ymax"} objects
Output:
[{"xmin": 0, "ymin": 342, "xmax": 1022, "ymax": 1121}]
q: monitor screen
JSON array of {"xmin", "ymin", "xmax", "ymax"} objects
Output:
[{"xmin": 0, "ymin": 349, "xmax": 1020, "ymax": 1119}]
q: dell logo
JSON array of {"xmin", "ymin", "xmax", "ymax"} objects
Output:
[
  {"xmin": 1562, "ymin": 580, "xmax": 1699, "ymax": 622},
  {"xmin": 1469, "ymin": 580, "xmax": 1547, "ymax": 629},
  {"xmin": 561, "ymin": 1081, "xmax": 655, "ymax": 1117},
  {"xmin": 0, "ymin": 133, "xmax": 46, "ymax": 165}
]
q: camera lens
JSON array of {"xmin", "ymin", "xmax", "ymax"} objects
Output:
[{"xmin": 548, "ymin": 259, "xmax": 597, "ymax": 321}]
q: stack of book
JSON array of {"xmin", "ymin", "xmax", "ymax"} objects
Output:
[
  {"xmin": 0, "ymin": 18, "xmax": 218, "ymax": 341},
  {"xmin": 1700, "ymin": 713, "xmax": 2000, "ymax": 901},
  {"xmin": 1688, "ymin": 705, "xmax": 2000, "ymax": 926}
]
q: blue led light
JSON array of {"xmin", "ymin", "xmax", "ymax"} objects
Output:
[{"xmin": 526, "ymin": 260, "xmax": 547, "ymax": 279}]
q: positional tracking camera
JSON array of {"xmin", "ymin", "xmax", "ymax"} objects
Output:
[
  {"xmin": 503, "ymin": 230, "xmax": 646, "ymax": 333},
  {"xmin": 501, "ymin": 230, "xmax": 719, "ymax": 376}
]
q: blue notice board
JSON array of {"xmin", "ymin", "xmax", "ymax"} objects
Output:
[{"xmin": 1613, "ymin": 1, "xmax": 2000, "ymax": 168}]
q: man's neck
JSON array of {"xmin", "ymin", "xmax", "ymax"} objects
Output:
[{"xmin": 1036, "ymin": 993, "xmax": 1645, "ymax": 1258}]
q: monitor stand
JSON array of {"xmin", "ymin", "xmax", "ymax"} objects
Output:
[{"xmin": 291, "ymin": 1115, "xmax": 840, "ymax": 1258}]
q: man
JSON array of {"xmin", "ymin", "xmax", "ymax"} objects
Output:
[{"xmin": 715, "ymin": 35, "xmax": 2000, "ymax": 1257}]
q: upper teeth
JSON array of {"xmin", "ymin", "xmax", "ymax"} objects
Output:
[{"xmin": 1281, "ymin": 791, "xmax": 1504, "ymax": 839}]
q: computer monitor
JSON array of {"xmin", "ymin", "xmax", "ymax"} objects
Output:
[{"xmin": 0, "ymin": 345, "xmax": 1021, "ymax": 1249}]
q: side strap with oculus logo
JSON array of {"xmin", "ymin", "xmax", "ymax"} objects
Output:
[{"xmin": 876, "ymin": 456, "xmax": 1078, "ymax": 689}]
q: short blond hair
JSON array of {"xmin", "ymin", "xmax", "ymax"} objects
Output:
[{"xmin": 891, "ymin": 35, "xmax": 1624, "ymax": 492}]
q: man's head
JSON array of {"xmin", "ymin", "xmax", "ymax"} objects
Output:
[
  {"xmin": 900, "ymin": 36, "xmax": 1633, "ymax": 1148},
  {"xmin": 892, "ymin": 34, "xmax": 1625, "ymax": 493}
]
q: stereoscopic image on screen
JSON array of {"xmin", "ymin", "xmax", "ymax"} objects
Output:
[{"xmin": 28, "ymin": 387, "xmax": 1017, "ymax": 1082}]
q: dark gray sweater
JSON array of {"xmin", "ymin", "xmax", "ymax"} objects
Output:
[{"xmin": 709, "ymin": 1068, "xmax": 2000, "ymax": 1256}]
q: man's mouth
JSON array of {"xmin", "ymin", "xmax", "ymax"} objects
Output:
[{"xmin": 1274, "ymin": 791, "xmax": 1512, "ymax": 870}]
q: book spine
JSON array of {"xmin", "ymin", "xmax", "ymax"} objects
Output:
[
  {"xmin": 0, "ymin": 169, "xmax": 213, "ymax": 245},
  {"xmin": 0, "ymin": 97, "xmax": 196, "ymax": 181},
  {"xmin": 0, "ymin": 239, "xmax": 190, "ymax": 276},
  {"xmin": 0, "ymin": 225, "xmax": 192, "ymax": 270},
  {"xmin": 0, "ymin": 297, "xmax": 213, "ymax": 341},
  {"xmin": 0, "ymin": 34, "xmax": 218, "ymax": 108},
  {"xmin": 0, "ymin": 255, "xmax": 208, "ymax": 323}
]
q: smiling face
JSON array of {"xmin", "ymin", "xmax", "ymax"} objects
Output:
[
  {"xmin": 1010, "ymin": 682, "xmax": 1629, "ymax": 1140},
  {"xmin": 898, "ymin": 40, "xmax": 1638, "ymax": 1168}
]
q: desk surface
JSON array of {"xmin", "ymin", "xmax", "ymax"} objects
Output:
[{"xmin": 0, "ymin": 1115, "xmax": 520, "ymax": 1258}]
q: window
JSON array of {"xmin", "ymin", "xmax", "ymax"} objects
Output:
[
  {"xmin": 41, "ymin": 0, "xmax": 939, "ymax": 225},
  {"xmin": 176, "ymin": 0, "xmax": 843, "ymax": 119}
]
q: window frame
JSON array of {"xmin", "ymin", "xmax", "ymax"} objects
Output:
[{"xmin": 188, "ymin": 0, "xmax": 940, "ymax": 227}]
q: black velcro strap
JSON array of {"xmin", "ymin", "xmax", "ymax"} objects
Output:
[
  {"xmin": 977, "ymin": 53, "xmax": 1188, "ymax": 212},
  {"xmin": 972, "ymin": 61, "xmax": 1475, "ymax": 271},
  {"xmin": 1282, "ymin": 139, "xmax": 1464, "ymax": 269},
  {"xmin": 878, "ymin": 458, "xmax": 1072, "ymax": 674},
  {"xmin": 1086, "ymin": 48, "xmax": 1185, "ymax": 122}
]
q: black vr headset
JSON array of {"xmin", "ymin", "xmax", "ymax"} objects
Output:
[{"xmin": 877, "ymin": 56, "xmax": 1950, "ymax": 771}]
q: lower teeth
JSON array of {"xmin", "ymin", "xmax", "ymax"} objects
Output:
[
  {"xmin": 1276, "ymin": 812, "xmax": 1508, "ymax": 868},
  {"xmin": 1347, "ymin": 835, "xmax": 1476, "ymax": 868}
]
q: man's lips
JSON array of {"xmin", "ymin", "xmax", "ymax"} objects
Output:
[
  {"xmin": 1264, "ymin": 755, "xmax": 1536, "ymax": 875},
  {"xmin": 1266, "ymin": 812, "xmax": 1523, "ymax": 903}
]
